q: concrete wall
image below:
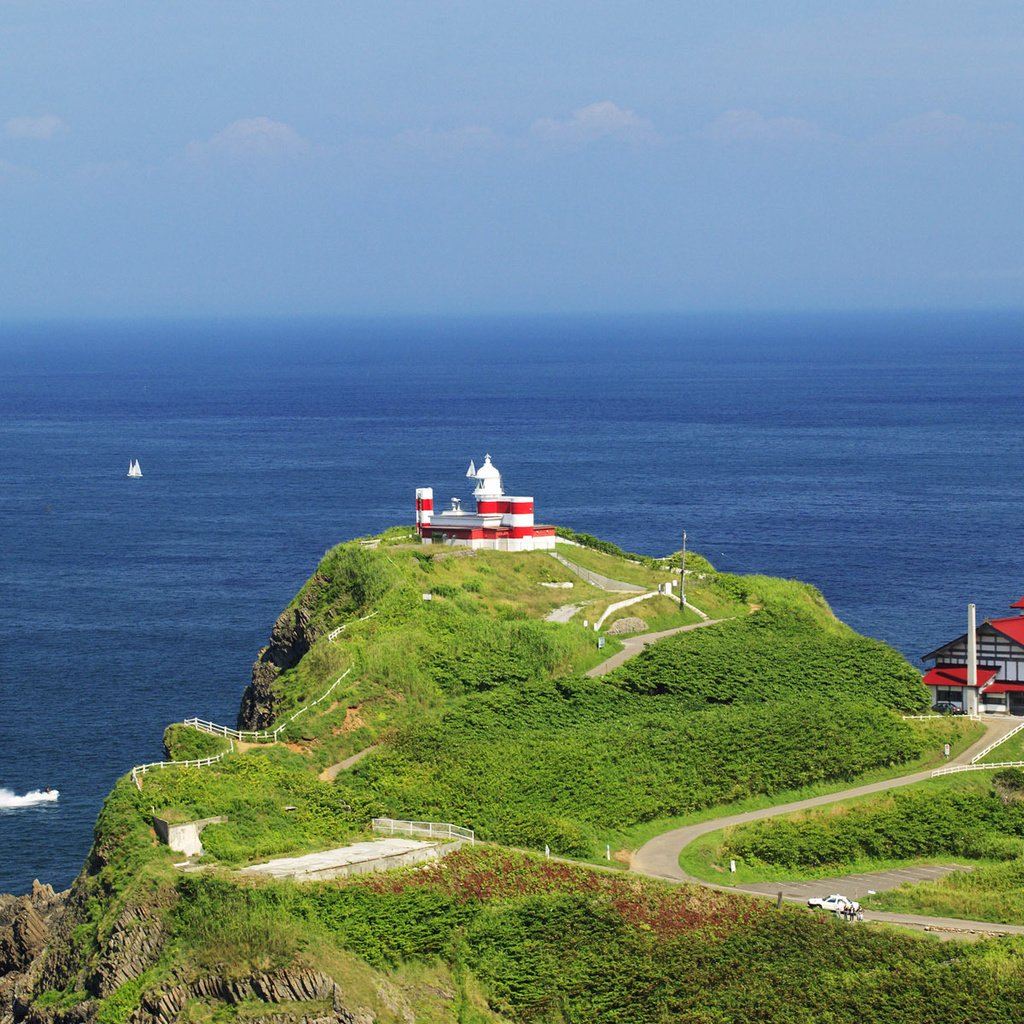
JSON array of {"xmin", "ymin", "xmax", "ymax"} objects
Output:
[
  {"xmin": 153, "ymin": 815, "xmax": 227, "ymax": 858},
  {"xmin": 282, "ymin": 840, "xmax": 465, "ymax": 881}
]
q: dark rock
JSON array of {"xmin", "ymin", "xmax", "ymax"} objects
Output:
[{"xmin": 238, "ymin": 574, "xmax": 328, "ymax": 729}]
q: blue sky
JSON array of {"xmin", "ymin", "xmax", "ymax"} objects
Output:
[{"xmin": 2, "ymin": 2, "xmax": 1022, "ymax": 316}]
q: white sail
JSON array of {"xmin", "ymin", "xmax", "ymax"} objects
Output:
[
  {"xmin": 466, "ymin": 459, "xmax": 477, "ymax": 478},
  {"xmin": 128, "ymin": 459, "xmax": 142, "ymax": 478}
]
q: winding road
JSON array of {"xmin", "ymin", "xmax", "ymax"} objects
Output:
[{"xmin": 630, "ymin": 715, "xmax": 1024, "ymax": 937}]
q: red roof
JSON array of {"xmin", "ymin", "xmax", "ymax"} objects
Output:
[
  {"xmin": 989, "ymin": 617, "xmax": 1024, "ymax": 646},
  {"xmin": 923, "ymin": 665, "xmax": 1000, "ymax": 688},
  {"xmin": 982, "ymin": 683, "xmax": 1024, "ymax": 695},
  {"xmin": 1011, "ymin": 597, "xmax": 1024, "ymax": 610}
]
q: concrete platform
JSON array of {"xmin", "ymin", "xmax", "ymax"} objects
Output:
[{"xmin": 241, "ymin": 837, "xmax": 458, "ymax": 881}]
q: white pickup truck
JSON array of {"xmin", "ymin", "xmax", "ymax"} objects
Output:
[{"xmin": 807, "ymin": 894, "xmax": 860, "ymax": 915}]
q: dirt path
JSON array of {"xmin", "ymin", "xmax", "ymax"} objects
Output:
[
  {"xmin": 318, "ymin": 744, "xmax": 380, "ymax": 782},
  {"xmin": 585, "ymin": 619, "xmax": 725, "ymax": 677},
  {"xmin": 630, "ymin": 716, "xmax": 1024, "ymax": 936}
]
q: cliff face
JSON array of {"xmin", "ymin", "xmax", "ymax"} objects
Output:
[
  {"xmin": 237, "ymin": 573, "xmax": 328, "ymax": 730},
  {"xmin": 0, "ymin": 882, "xmax": 68, "ymax": 1024}
]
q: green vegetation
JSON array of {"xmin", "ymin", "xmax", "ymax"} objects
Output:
[
  {"xmin": 601, "ymin": 594, "xmax": 703, "ymax": 633},
  {"xmin": 978, "ymin": 727, "xmax": 1024, "ymax": 764},
  {"xmin": 163, "ymin": 724, "xmax": 230, "ymax": 761},
  {"xmin": 44, "ymin": 526, "xmax": 1022, "ymax": 1024},
  {"xmin": 136, "ymin": 849, "xmax": 1024, "ymax": 1022},
  {"xmin": 554, "ymin": 542, "xmax": 674, "ymax": 589},
  {"xmin": 608, "ymin": 596, "xmax": 929, "ymax": 712},
  {"xmin": 725, "ymin": 782, "xmax": 1024, "ymax": 870},
  {"xmin": 869, "ymin": 857, "xmax": 1024, "ymax": 924},
  {"xmin": 350, "ymin": 687, "xmax": 921, "ymax": 857}
]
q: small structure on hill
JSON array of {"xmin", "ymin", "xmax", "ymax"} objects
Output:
[
  {"xmin": 922, "ymin": 598, "xmax": 1024, "ymax": 715},
  {"xmin": 415, "ymin": 454, "xmax": 556, "ymax": 552}
]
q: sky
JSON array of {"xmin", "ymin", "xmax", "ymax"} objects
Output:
[{"xmin": 1, "ymin": 2, "xmax": 1023, "ymax": 317}]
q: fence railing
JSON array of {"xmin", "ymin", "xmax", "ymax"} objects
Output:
[
  {"xmin": 327, "ymin": 610, "xmax": 378, "ymax": 642},
  {"xmin": 549, "ymin": 552, "xmax": 646, "ymax": 594},
  {"xmin": 372, "ymin": 817, "xmax": 475, "ymax": 844},
  {"xmin": 901, "ymin": 714, "xmax": 982, "ymax": 720},
  {"xmin": 131, "ymin": 748, "xmax": 232, "ymax": 790},
  {"xmin": 132, "ymin": 667, "xmax": 354, "ymax": 789},
  {"xmin": 932, "ymin": 760, "xmax": 1024, "ymax": 778},
  {"xmin": 970, "ymin": 720, "xmax": 1024, "ymax": 764},
  {"xmin": 183, "ymin": 667, "xmax": 352, "ymax": 743}
]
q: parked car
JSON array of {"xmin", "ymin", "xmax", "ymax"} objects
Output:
[
  {"xmin": 932, "ymin": 701, "xmax": 965, "ymax": 715},
  {"xmin": 808, "ymin": 894, "xmax": 857, "ymax": 914}
]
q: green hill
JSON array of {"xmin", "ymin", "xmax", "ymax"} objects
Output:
[{"xmin": 13, "ymin": 529, "xmax": 1021, "ymax": 1024}]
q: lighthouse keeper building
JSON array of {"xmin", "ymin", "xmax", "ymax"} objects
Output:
[{"xmin": 415, "ymin": 454, "xmax": 556, "ymax": 552}]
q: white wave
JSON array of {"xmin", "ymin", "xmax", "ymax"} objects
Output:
[{"xmin": 0, "ymin": 787, "xmax": 59, "ymax": 809}]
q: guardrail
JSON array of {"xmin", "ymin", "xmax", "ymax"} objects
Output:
[
  {"xmin": 932, "ymin": 760, "xmax": 1024, "ymax": 778},
  {"xmin": 902, "ymin": 714, "xmax": 984, "ymax": 723},
  {"xmin": 372, "ymin": 817, "xmax": 475, "ymax": 844},
  {"xmin": 970, "ymin": 720, "xmax": 1024, "ymax": 764},
  {"xmin": 183, "ymin": 667, "xmax": 352, "ymax": 743},
  {"xmin": 327, "ymin": 610, "xmax": 378, "ymax": 642},
  {"xmin": 131, "ymin": 747, "xmax": 232, "ymax": 790},
  {"xmin": 133, "ymin": 667, "xmax": 355, "ymax": 789}
]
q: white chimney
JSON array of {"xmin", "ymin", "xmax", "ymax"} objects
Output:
[{"xmin": 967, "ymin": 602, "xmax": 978, "ymax": 690}]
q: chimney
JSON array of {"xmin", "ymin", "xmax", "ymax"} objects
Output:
[{"xmin": 967, "ymin": 603, "xmax": 978, "ymax": 689}]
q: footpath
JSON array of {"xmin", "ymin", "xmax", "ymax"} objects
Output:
[{"xmin": 631, "ymin": 716, "xmax": 1024, "ymax": 938}]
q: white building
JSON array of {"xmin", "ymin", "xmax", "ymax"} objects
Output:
[{"xmin": 415, "ymin": 455, "xmax": 556, "ymax": 552}]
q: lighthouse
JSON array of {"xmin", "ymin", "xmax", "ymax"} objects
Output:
[{"xmin": 415, "ymin": 454, "xmax": 556, "ymax": 552}]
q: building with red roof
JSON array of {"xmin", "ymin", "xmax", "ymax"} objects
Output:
[{"xmin": 922, "ymin": 597, "xmax": 1024, "ymax": 715}]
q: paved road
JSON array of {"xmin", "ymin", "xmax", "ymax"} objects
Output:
[
  {"xmin": 631, "ymin": 716, "xmax": 1024, "ymax": 937},
  {"xmin": 586, "ymin": 619, "xmax": 724, "ymax": 677}
]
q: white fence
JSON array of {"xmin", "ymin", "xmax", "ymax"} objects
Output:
[
  {"xmin": 131, "ymin": 747, "xmax": 232, "ymax": 790},
  {"xmin": 970, "ymin": 720, "xmax": 1024, "ymax": 764},
  {"xmin": 183, "ymin": 667, "xmax": 352, "ymax": 743},
  {"xmin": 131, "ymin": 666, "xmax": 354, "ymax": 789},
  {"xmin": 327, "ymin": 610, "xmax": 378, "ymax": 642},
  {"xmin": 932, "ymin": 760, "xmax": 1024, "ymax": 778},
  {"xmin": 372, "ymin": 817, "xmax": 475, "ymax": 844}
]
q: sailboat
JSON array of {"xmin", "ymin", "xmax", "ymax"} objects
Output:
[{"xmin": 127, "ymin": 459, "xmax": 143, "ymax": 478}]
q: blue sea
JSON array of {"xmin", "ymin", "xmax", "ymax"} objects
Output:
[{"xmin": 1, "ymin": 311, "xmax": 1022, "ymax": 895}]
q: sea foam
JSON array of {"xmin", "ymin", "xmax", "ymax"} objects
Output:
[{"xmin": 0, "ymin": 788, "xmax": 59, "ymax": 809}]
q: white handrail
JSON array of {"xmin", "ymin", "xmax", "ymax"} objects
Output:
[
  {"xmin": 328, "ymin": 610, "xmax": 378, "ymax": 642},
  {"xmin": 132, "ymin": 667, "xmax": 354, "ymax": 789},
  {"xmin": 372, "ymin": 817, "xmax": 475, "ymax": 844},
  {"xmin": 183, "ymin": 667, "xmax": 352, "ymax": 743},
  {"xmin": 932, "ymin": 760, "xmax": 1024, "ymax": 777},
  {"xmin": 970, "ymin": 720, "xmax": 1024, "ymax": 764},
  {"xmin": 131, "ymin": 747, "xmax": 233, "ymax": 790}
]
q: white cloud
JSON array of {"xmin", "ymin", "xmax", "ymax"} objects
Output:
[
  {"xmin": 531, "ymin": 101, "xmax": 655, "ymax": 144},
  {"xmin": 188, "ymin": 117, "xmax": 308, "ymax": 160},
  {"xmin": 4, "ymin": 113, "xmax": 64, "ymax": 140},
  {"xmin": 880, "ymin": 110, "xmax": 1020, "ymax": 145},
  {"xmin": 707, "ymin": 109, "xmax": 824, "ymax": 143}
]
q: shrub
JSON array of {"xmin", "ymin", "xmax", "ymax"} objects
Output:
[{"xmin": 608, "ymin": 607, "xmax": 929, "ymax": 711}]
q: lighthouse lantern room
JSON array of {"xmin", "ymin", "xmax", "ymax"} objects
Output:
[{"xmin": 415, "ymin": 455, "xmax": 556, "ymax": 552}]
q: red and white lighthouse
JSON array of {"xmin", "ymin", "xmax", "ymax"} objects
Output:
[{"xmin": 415, "ymin": 454, "xmax": 555, "ymax": 552}]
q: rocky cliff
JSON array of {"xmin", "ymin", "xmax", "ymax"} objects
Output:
[
  {"xmin": 0, "ymin": 882, "xmax": 68, "ymax": 1024},
  {"xmin": 237, "ymin": 573, "xmax": 328, "ymax": 729}
]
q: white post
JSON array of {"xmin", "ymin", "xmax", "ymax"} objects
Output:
[{"xmin": 967, "ymin": 603, "xmax": 979, "ymax": 716}]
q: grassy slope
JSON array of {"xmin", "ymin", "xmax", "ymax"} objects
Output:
[{"xmin": 55, "ymin": 527, "xmax": 1016, "ymax": 1024}]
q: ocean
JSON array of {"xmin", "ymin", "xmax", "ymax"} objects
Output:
[{"xmin": 1, "ymin": 311, "xmax": 1022, "ymax": 895}]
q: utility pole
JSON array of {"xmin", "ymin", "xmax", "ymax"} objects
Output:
[{"xmin": 679, "ymin": 530, "xmax": 687, "ymax": 609}]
